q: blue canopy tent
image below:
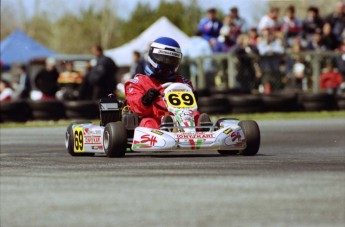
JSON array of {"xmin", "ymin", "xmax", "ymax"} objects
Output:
[{"xmin": 0, "ymin": 29, "xmax": 56, "ymax": 65}]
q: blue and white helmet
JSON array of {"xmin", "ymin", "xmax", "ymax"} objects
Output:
[{"xmin": 145, "ymin": 37, "xmax": 182, "ymax": 81}]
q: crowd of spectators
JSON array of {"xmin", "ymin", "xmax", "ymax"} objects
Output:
[
  {"xmin": 193, "ymin": 1, "xmax": 345, "ymax": 93},
  {"xmin": 0, "ymin": 45, "xmax": 118, "ymax": 102}
]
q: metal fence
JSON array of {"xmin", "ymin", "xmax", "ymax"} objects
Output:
[{"xmin": 182, "ymin": 51, "xmax": 345, "ymax": 94}]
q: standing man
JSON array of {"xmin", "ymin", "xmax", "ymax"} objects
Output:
[
  {"xmin": 89, "ymin": 45, "xmax": 118, "ymax": 100},
  {"xmin": 198, "ymin": 8, "xmax": 223, "ymax": 42},
  {"xmin": 35, "ymin": 58, "xmax": 59, "ymax": 99},
  {"xmin": 130, "ymin": 51, "xmax": 146, "ymax": 78}
]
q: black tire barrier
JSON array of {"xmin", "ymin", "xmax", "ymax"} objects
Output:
[
  {"xmin": 0, "ymin": 100, "xmax": 32, "ymax": 122},
  {"xmin": 228, "ymin": 95, "xmax": 265, "ymax": 114},
  {"xmin": 198, "ymin": 96, "xmax": 230, "ymax": 114},
  {"xmin": 195, "ymin": 88, "xmax": 210, "ymax": 97},
  {"xmin": 64, "ymin": 101, "xmax": 99, "ymax": 119},
  {"xmin": 29, "ymin": 100, "xmax": 66, "ymax": 120},
  {"xmin": 336, "ymin": 94, "xmax": 345, "ymax": 110},
  {"xmin": 261, "ymin": 93, "xmax": 299, "ymax": 112},
  {"xmin": 299, "ymin": 93, "xmax": 337, "ymax": 111}
]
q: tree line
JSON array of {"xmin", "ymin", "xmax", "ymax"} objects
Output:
[{"xmin": 1, "ymin": 0, "xmax": 202, "ymax": 54}]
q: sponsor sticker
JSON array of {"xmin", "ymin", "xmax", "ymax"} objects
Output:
[
  {"xmin": 84, "ymin": 136, "xmax": 101, "ymax": 144},
  {"xmin": 176, "ymin": 133, "xmax": 215, "ymax": 139},
  {"xmin": 224, "ymin": 128, "xmax": 232, "ymax": 134},
  {"xmin": 153, "ymin": 48, "xmax": 182, "ymax": 58},
  {"xmin": 151, "ymin": 130, "xmax": 164, "ymax": 136}
]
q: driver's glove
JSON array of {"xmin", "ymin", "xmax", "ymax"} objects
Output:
[{"xmin": 141, "ymin": 88, "xmax": 160, "ymax": 106}]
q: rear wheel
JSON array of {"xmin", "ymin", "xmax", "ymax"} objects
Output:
[
  {"xmin": 103, "ymin": 122, "xmax": 127, "ymax": 158},
  {"xmin": 66, "ymin": 124, "xmax": 94, "ymax": 156},
  {"xmin": 238, "ymin": 120, "xmax": 260, "ymax": 156}
]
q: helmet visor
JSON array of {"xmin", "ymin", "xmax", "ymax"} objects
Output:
[{"xmin": 151, "ymin": 48, "xmax": 182, "ymax": 69}]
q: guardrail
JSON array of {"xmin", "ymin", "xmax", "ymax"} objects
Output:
[{"xmin": 185, "ymin": 51, "xmax": 344, "ymax": 94}]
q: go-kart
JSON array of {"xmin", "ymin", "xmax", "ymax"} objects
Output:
[{"xmin": 65, "ymin": 83, "xmax": 260, "ymax": 157}]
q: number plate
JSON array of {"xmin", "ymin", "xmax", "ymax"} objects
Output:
[
  {"xmin": 74, "ymin": 127, "xmax": 84, "ymax": 152},
  {"xmin": 166, "ymin": 91, "xmax": 196, "ymax": 108}
]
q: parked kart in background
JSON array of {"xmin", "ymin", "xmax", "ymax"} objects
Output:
[{"xmin": 65, "ymin": 83, "xmax": 260, "ymax": 158}]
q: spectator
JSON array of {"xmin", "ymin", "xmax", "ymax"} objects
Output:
[
  {"xmin": 35, "ymin": 58, "xmax": 59, "ymax": 99},
  {"xmin": 258, "ymin": 7, "xmax": 280, "ymax": 33},
  {"xmin": 16, "ymin": 64, "xmax": 31, "ymax": 99},
  {"xmin": 230, "ymin": 34, "xmax": 260, "ymax": 92},
  {"xmin": 130, "ymin": 51, "xmax": 146, "ymax": 78},
  {"xmin": 257, "ymin": 29, "xmax": 285, "ymax": 93},
  {"xmin": 229, "ymin": 7, "xmax": 247, "ymax": 34},
  {"xmin": 302, "ymin": 6, "xmax": 323, "ymax": 41},
  {"xmin": 286, "ymin": 38, "xmax": 311, "ymax": 90},
  {"xmin": 57, "ymin": 61, "xmax": 83, "ymax": 100},
  {"xmin": 307, "ymin": 29, "xmax": 323, "ymax": 50},
  {"xmin": 213, "ymin": 26, "xmax": 235, "ymax": 53},
  {"xmin": 220, "ymin": 15, "xmax": 241, "ymax": 45},
  {"xmin": 335, "ymin": 38, "xmax": 345, "ymax": 78},
  {"xmin": 89, "ymin": 44, "xmax": 118, "ymax": 100},
  {"xmin": 248, "ymin": 28, "xmax": 259, "ymax": 46},
  {"xmin": 325, "ymin": 1, "xmax": 345, "ymax": 42},
  {"xmin": 320, "ymin": 60, "xmax": 343, "ymax": 94},
  {"xmin": 0, "ymin": 79, "xmax": 16, "ymax": 102},
  {"xmin": 198, "ymin": 8, "xmax": 223, "ymax": 42},
  {"xmin": 183, "ymin": 30, "xmax": 215, "ymax": 87},
  {"xmin": 320, "ymin": 22, "xmax": 340, "ymax": 50},
  {"xmin": 78, "ymin": 60, "xmax": 94, "ymax": 100},
  {"xmin": 281, "ymin": 5, "xmax": 303, "ymax": 47}
]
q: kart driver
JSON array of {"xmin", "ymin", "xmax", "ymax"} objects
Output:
[{"xmin": 125, "ymin": 37, "xmax": 209, "ymax": 129}]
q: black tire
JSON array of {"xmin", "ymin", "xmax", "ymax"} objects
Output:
[
  {"xmin": 238, "ymin": 120, "xmax": 260, "ymax": 156},
  {"xmin": 0, "ymin": 100, "xmax": 32, "ymax": 122},
  {"xmin": 29, "ymin": 100, "xmax": 66, "ymax": 120},
  {"xmin": 195, "ymin": 88, "xmax": 210, "ymax": 97},
  {"xmin": 65, "ymin": 123, "xmax": 95, "ymax": 156},
  {"xmin": 228, "ymin": 95, "xmax": 265, "ymax": 113},
  {"xmin": 64, "ymin": 101, "xmax": 99, "ymax": 119},
  {"xmin": 261, "ymin": 94, "xmax": 299, "ymax": 112},
  {"xmin": 198, "ymin": 96, "xmax": 231, "ymax": 114},
  {"xmin": 302, "ymin": 102, "xmax": 332, "ymax": 111},
  {"xmin": 103, "ymin": 122, "xmax": 127, "ymax": 158},
  {"xmin": 299, "ymin": 93, "xmax": 336, "ymax": 111},
  {"xmin": 336, "ymin": 94, "xmax": 345, "ymax": 110}
]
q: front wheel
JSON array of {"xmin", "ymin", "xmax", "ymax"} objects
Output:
[
  {"xmin": 103, "ymin": 122, "xmax": 127, "ymax": 158},
  {"xmin": 238, "ymin": 120, "xmax": 260, "ymax": 156}
]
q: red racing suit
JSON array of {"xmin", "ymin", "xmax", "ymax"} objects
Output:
[{"xmin": 125, "ymin": 74, "xmax": 197, "ymax": 128}]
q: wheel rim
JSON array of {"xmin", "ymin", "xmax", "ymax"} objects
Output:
[
  {"xmin": 65, "ymin": 131, "xmax": 70, "ymax": 149},
  {"xmin": 104, "ymin": 131, "xmax": 110, "ymax": 150}
]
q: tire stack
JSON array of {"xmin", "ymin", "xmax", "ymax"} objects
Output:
[
  {"xmin": 261, "ymin": 93, "xmax": 299, "ymax": 112},
  {"xmin": 29, "ymin": 100, "xmax": 66, "ymax": 120},
  {"xmin": 0, "ymin": 100, "xmax": 32, "ymax": 122},
  {"xmin": 336, "ymin": 94, "xmax": 345, "ymax": 110},
  {"xmin": 228, "ymin": 95, "xmax": 264, "ymax": 114},
  {"xmin": 64, "ymin": 101, "xmax": 99, "ymax": 120},
  {"xmin": 198, "ymin": 96, "xmax": 230, "ymax": 114},
  {"xmin": 299, "ymin": 93, "xmax": 337, "ymax": 111}
]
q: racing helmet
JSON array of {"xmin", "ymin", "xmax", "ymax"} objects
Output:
[{"xmin": 145, "ymin": 37, "xmax": 182, "ymax": 81}]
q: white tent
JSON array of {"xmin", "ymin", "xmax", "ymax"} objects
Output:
[{"xmin": 105, "ymin": 17, "xmax": 191, "ymax": 66}]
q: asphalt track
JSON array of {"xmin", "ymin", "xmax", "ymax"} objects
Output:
[{"xmin": 0, "ymin": 118, "xmax": 344, "ymax": 227}]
